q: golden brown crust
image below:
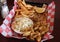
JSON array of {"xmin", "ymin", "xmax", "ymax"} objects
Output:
[{"xmin": 11, "ymin": 0, "xmax": 49, "ymax": 42}]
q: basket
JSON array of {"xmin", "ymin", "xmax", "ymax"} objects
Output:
[{"xmin": 0, "ymin": 0, "xmax": 55, "ymax": 42}]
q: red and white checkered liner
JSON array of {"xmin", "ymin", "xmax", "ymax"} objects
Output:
[{"xmin": 0, "ymin": 0, "xmax": 55, "ymax": 42}]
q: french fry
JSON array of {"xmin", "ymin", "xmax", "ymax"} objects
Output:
[
  {"xmin": 17, "ymin": 0, "xmax": 30, "ymax": 14},
  {"xmin": 11, "ymin": 0, "xmax": 48, "ymax": 42},
  {"xmin": 23, "ymin": 31, "xmax": 31, "ymax": 36},
  {"xmin": 36, "ymin": 36, "xmax": 41, "ymax": 42}
]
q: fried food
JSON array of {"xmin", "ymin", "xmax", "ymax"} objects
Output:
[{"xmin": 11, "ymin": 0, "xmax": 49, "ymax": 42}]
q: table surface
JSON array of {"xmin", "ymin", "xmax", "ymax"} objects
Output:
[{"xmin": 0, "ymin": 0, "xmax": 60, "ymax": 42}]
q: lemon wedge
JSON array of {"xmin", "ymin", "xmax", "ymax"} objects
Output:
[{"xmin": 34, "ymin": 7, "xmax": 46, "ymax": 13}]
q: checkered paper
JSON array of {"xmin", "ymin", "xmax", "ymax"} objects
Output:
[{"xmin": 0, "ymin": 0, "xmax": 55, "ymax": 42}]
